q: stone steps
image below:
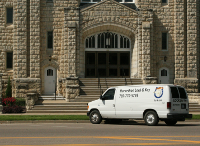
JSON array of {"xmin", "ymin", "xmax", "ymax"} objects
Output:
[{"xmin": 74, "ymin": 78, "xmax": 143, "ymax": 102}]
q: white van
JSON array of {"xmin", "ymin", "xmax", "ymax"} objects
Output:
[{"xmin": 87, "ymin": 84, "xmax": 192, "ymax": 126}]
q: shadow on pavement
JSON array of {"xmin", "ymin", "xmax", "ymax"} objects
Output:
[{"xmin": 103, "ymin": 120, "xmax": 200, "ymax": 126}]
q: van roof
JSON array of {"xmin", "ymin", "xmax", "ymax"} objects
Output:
[{"xmin": 111, "ymin": 84, "xmax": 182, "ymax": 89}]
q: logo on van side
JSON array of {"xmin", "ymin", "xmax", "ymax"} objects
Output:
[{"xmin": 154, "ymin": 87, "xmax": 163, "ymax": 98}]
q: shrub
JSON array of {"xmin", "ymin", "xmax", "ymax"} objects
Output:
[
  {"xmin": 2, "ymin": 106, "xmax": 23, "ymax": 113},
  {"xmin": 5, "ymin": 77, "xmax": 12, "ymax": 98},
  {"xmin": 15, "ymin": 98, "xmax": 26, "ymax": 106},
  {"xmin": 2, "ymin": 97, "xmax": 16, "ymax": 106}
]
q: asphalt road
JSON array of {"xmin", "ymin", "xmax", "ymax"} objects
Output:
[{"xmin": 0, "ymin": 121, "xmax": 200, "ymax": 146}]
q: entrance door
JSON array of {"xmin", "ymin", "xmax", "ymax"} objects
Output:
[
  {"xmin": 159, "ymin": 67, "xmax": 169, "ymax": 84},
  {"xmin": 85, "ymin": 52, "xmax": 130, "ymax": 78},
  {"xmin": 44, "ymin": 67, "xmax": 56, "ymax": 94}
]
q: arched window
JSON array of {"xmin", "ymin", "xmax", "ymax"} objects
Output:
[
  {"xmin": 161, "ymin": 69, "xmax": 167, "ymax": 76},
  {"xmin": 47, "ymin": 69, "xmax": 53, "ymax": 76},
  {"xmin": 85, "ymin": 32, "xmax": 130, "ymax": 49}
]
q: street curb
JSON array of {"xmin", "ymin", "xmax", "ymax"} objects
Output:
[
  {"xmin": 0, "ymin": 120, "xmax": 90, "ymax": 124},
  {"xmin": 0, "ymin": 120, "xmax": 199, "ymax": 124}
]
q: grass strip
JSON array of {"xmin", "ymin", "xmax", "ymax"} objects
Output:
[
  {"xmin": 187, "ymin": 115, "xmax": 200, "ymax": 120},
  {"xmin": 0, "ymin": 115, "xmax": 89, "ymax": 121},
  {"xmin": 0, "ymin": 115, "xmax": 199, "ymax": 121}
]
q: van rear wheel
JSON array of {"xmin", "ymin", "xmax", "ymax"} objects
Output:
[
  {"xmin": 89, "ymin": 110, "xmax": 102, "ymax": 124},
  {"xmin": 164, "ymin": 120, "xmax": 177, "ymax": 126},
  {"xmin": 144, "ymin": 111, "xmax": 159, "ymax": 126}
]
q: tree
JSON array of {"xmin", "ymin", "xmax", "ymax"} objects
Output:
[{"xmin": 5, "ymin": 76, "xmax": 12, "ymax": 98}]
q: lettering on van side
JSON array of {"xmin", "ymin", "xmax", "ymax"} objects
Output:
[
  {"xmin": 173, "ymin": 99, "xmax": 187, "ymax": 102},
  {"xmin": 119, "ymin": 94, "xmax": 138, "ymax": 98},
  {"xmin": 120, "ymin": 88, "xmax": 150, "ymax": 93}
]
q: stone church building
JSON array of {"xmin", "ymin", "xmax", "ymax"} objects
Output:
[{"xmin": 0, "ymin": 0, "xmax": 199, "ymax": 108}]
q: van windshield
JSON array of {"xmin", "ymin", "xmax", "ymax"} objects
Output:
[
  {"xmin": 178, "ymin": 87, "xmax": 187, "ymax": 99},
  {"xmin": 170, "ymin": 87, "xmax": 179, "ymax": 98}
]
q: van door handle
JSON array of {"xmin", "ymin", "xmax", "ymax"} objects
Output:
[{"xmin": 113, "ymin": 104, "xmax": 115, "ymax": 107}]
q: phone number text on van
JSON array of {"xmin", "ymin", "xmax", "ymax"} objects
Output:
[{"xmin": 119, "ymin": 94, "xmax": 139, "ymax": 98}]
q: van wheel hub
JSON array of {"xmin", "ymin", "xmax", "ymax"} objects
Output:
[
  {"xmin": 91, "ymin": 113, "xmax": 99, "ymax": 122},
  {"xmin": 146, "ymin": 114, "xmax": 155, "ymax": 124}
]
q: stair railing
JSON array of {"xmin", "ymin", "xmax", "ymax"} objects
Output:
[
  {"xmin": 55, "ymin": 81, "xmax": 57, "ymax": 100},
  {"xmin": 122, "ymin": 68, "xmax": 127, "ymax": 85},
  {"xmin": 97, "ymin": 72, "xmax": 102, "ymax": 96}
]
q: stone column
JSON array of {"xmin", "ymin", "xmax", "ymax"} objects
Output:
[
  {"xmin": 187, "ymin": 0, "xmax": 198, "ymax": 78},
  {"xmin": 13, "ymin": 0, "xmax": 27, "ymax": 78},
  {"xmin": 174, "ymin": 0, "xmax": 199, "ymax": 93},
  {"xmin": 0, "ymin": 74, "xmax": 2, "ymax": 111},
  {"xmin": 64, "ymin": 7, "xmax": 79, "ymax": 78},
  {"xmin": 142, "ymin": 22, "xmax": 151, "ymax": 78},
  {"xmin": 30, "ymin": 0, "xmax": 40, "ymax": 78},
  {"xmin": 174, "ymin": 0, "xmax": 185, "ymax": 79}
]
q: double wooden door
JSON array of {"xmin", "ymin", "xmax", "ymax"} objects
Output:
[{"xmin": 85, "ymin": 52, "xmax": 130, "ymax": 78}]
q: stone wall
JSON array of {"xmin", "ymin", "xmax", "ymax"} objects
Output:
[
  {"xmin": 65, "ymin": 77, "xmax": 79, "ymax": 102},
  {"xmin": 12, "ymin": 78, "xmax": 41, "ymax": 98},
  {"xmin": 0, "ymin": 74, "xmax": 3, "ymax": 111}
]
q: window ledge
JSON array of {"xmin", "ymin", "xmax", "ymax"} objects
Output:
[
  {"xmin": 161, "ymin": 3, "xmax": 168, "ymax": 7},
  {"xmin": 6, "ymin": 69, "xmax": 13, "ymax": 72},
  {"xmin": 6, "ymin": 24, "xmax": 13, "ymax": 28}
]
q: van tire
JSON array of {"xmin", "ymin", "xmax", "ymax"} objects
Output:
[
  {"xmin": 164, "ymin": 120, "xmax": 177, "ymax": 126},
  {"xmin": 89, "ymin": 110, "xmax": 102, "ymax": 124},
  {"xmin": 144, "ymin": 111, "xmax": 158, "ymax": 126}
]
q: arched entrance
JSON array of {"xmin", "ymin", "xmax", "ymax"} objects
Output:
[
  {"xmin": 85, "ymin": 32, "xmax": 131, "ymax": 78},
  {"xmin": 44, "ymin": 66, "xmax": 56, "ymax": 94}
]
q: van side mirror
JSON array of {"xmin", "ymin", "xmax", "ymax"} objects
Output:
[{"xmin": 100, "ymin": 95, "xmax": 105, "ymax": 100}]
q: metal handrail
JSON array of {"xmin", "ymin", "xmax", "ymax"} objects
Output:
[{"xmin": 122, "ymin": 68, "xmax": 127, "ymax": 85}]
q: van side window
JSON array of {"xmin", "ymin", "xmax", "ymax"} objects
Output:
[
  {"xmin": 170, "ymin": 87, "xmax": 179, "ymax": 98},
  {"xmin": 103, "ymin": 89, "xmax": 115, "ymax": 100},
  {"xmin": 178, "ymin": 87, "xmax": 187, "ymax": 99}
]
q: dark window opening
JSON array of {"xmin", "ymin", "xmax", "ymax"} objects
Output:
[
  {"xmin": 161, "ymin": 69, "xmax": 167, "ymax": 76},
  {"xmin": 170, "ymin": 87, "xmax": 179, "ymax": 98},
  {"xmin": 7, "ymin": 52, "xmax": 13, "ymax": 69},
  {"xmin": 47, "ymin": 31, "xmax": 53, "ymax": 49},
  {"xmin": 7, "ymin": 8, "xmax": 13, "ymax": 24},
  {"xmin": 47, "ymin": 69, "xmax": 53, "ymax": 76},
  {"xmin": 162, "ymin": 0, "xmax": 167, "ymax": 3},
  {"xmin": 103, "ymin": 89, "xmax": 115, "ymax": 100},
  {"xmin": 162, "ymin": 33, "xmax": 168, "ymax": 50},
  {"xmin": 178, "ymin": 87, "xmax": 187, "ymax": 99}
]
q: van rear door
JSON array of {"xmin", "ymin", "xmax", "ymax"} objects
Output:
[{"xmin": 170, "ymin": 86, "xmax": 189, "ymax": 113}]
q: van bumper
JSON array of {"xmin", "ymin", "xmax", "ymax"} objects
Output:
[{"xmin": 167, "ymin": 114, "xmax": 192, "ymax": 119}]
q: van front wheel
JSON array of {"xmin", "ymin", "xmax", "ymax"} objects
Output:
[
  {"xmin": 144, "ymin": 111, "xmax": 159, "ymax": 126},
  {"xmin": 89, "ymin": 110, "xmax": 102, "ymax": 124}
]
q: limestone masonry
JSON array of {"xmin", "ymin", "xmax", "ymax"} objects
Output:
[{"xmin": 0, "ymin": 0, "xmax": 200, "ymax": 106}]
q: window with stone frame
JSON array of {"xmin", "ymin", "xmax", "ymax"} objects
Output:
[
  {"xmin": 162, "ymin": 32, "xmax": 168, "ymax": 50},
  {"xmin": 81, "ymin": 0, "xmax": 135, "ymax": 3},
  {"xmin": 6, "ymin": 7, "xmax": 13, "ymax": 24},
  {"xmin": 47, "ymin": 31, "xmax": 53, "ymax": 49},
  {"xmin": 162, "ymin": 0, "xmax": 167, "ymax": 3},
  {"xmin": 46, "ymin": 0, "xmax": 53, "ymax": 2},
  {"xmin": 6, "ymin": 52, "xmax": 13, "ymax": 69}
]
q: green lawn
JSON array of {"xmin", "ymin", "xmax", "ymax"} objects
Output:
[
  {"xmin": 0, "ymin": 115, "xmax": 89, "ymax": 121},
  {"xmin": 0, "ymin": 115, "xmax": 199, "ymax": 121}
]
